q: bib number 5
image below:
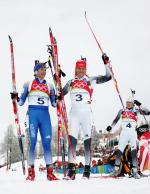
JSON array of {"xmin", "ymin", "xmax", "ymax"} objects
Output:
[{"xmin": 37, "ymin": 97, "xmax": 45, "ymax": 105}]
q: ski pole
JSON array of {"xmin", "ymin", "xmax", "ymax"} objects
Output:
[{"xmin": 85, "ymin": 12, "xmax": 125, "ymax": 111}]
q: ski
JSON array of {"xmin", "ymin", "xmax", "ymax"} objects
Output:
[
  {"xmin": 90, "ymin": 175, "xmax": 122, "ymax": 179},
  {"xmin": 90, "ymin": 173, "xmax": 149, "ymax": 179},
  {"xmin": 8, "ymin": 35, "xmax": 26, "ymax": 175},
  {"xmin": 47, "ymin": 28, "xmax": 68, "ymax": 177}
]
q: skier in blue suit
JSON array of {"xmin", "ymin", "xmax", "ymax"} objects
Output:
[{"xmin": 11, "ymin": 61, "xmax": 58, "ymax": 181}]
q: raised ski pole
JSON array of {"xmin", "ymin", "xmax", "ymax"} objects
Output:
[
  {"xmin": 85, "ymin": 12, "xmax": 125, "ymax": 111},
  {"xmin": 8, "ymin": 35, "xmax": 26, "ymax": 175}
]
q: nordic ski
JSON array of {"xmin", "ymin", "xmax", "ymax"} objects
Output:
[
  {"xmin": 47, "ymin": 28, "xmax": 69, "ymax": 177},
  {"xmin": 8, "ymin": 35, "xmax": 26, "ymax": 175}
]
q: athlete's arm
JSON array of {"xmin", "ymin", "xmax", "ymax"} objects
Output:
[
  {"xmin": 111, "ymin": 109, "xmax": 123, "ymax": 127},
  {"xmin": 18, "ymin": 82, "xmax": 29, "ymax": 106},
  {"xmin": 136, "ymin": 106, "xmax": 150, "ymax": 116},
  {"xmin": 62, "ymin": 80, "xmax": 72, "ymax": 95},
  {"xmin": 90, "ymin": 64, "xmax": 112, "ymax": 84}
]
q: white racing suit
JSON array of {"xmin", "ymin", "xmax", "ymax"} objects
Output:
[
  {"xmin": 63, "ymin": 64, "xmax": 112, "ymax": 165},
  {"xmin": 111, "ymin": 107, "xmax": 150, "ymax": 169}
]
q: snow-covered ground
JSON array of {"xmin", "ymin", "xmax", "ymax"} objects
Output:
[{"xmin": 0, "ymin": 157, "xmax": 150, "ymax": 194}]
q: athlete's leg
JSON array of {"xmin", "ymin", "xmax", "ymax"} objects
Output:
[
  {"xmin": 68, "ymin": 110, "xmax": 80, "ymax": 163},
  {"xmin": 28, "ymin": 108, "xmax": 39, "ymax": 166},
  {"xmin": 80, "ymin": 109, "xmax": 92, "ymax": 166},
  {"xmin": 39, "ymin": 110, "xmax": 52, "ymax": 165},
  {"xmin": 129, "ymin": 130, "xmax": 138, "ymax": 168},
  {"xmin": 115, "ymin": 129, "xmax": 129, "ymax": 167}
]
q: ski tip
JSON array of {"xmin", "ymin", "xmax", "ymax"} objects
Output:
[
  {"xmin": 8, "ymin": 35, "xmax": 12, "ymax": 42},
  {"xmin": 85, "ymin": 11, "xmax": 87, "ymax": 18}
]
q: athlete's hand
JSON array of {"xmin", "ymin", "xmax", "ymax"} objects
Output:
[
  {"xmin": 56, "ymin": 91, "xmax": 62, "ymax": 100},
  {"xmin": 102, "ymin": 53, "xmax": 109, "ymax": 64},
  {"xmin": 10, "ymin": 92, "xmax": 19, "ymax": 101},
  {"xmin": 106, "ymin": 126, "xmax": 112, "ymax": 132},
  {"xmin": 134, "ymin": 100, "xmax": 142, "ymax": 106}
]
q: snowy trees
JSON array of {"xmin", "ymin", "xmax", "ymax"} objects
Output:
[{"xmin": 0, "ymin": 124, "xmax": 22, "ymax": 168}]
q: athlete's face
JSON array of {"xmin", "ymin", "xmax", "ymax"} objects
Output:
[
  {"xmin": 36, "ymin": 68, "xmax": 46, "ymax": 79},
  {"xmin": 75, "ymin": 67, "xmax": 86, "ymax": 78},
  {"xmin": 126, "ymin": 102, "xmax": 134, "ymax": 109}
]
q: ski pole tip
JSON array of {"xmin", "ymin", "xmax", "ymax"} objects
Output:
[
  {"xmin": 49, "ymin": 27, "xmax": 52, "ymax": 33},
  {"xmin": 8, "ymin": 35, "xmax": 12, "ymax": 42},
  {"xmin": 130, "ymin": 88, "xmax": 135, "ymax": 95}
]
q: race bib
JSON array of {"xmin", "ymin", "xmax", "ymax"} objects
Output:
[
  {"xmin": 70, "ymin": 89, "xmax": 91, "ymax": 105},
  {"xmin": 122, "ymin": 121, "xmax": 137, "ymax": 130},
  {"xmin": 28, "ymin": 95, "xmax": 49, "ymax": 106}
]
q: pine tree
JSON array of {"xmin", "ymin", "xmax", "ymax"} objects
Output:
[{"xmin": 0, "ymin": 124, "xmax": 22, "ymax": 168}]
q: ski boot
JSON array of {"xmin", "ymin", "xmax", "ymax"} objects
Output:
[
  {"xmin": 110, "ymin": 166, "xmax": 121, "ymax": 177},
  {"xmin": 26, "ymin": 166, "xmax": 35, "ymax": 181},
  {"xmin": 138, "ymin": 171, "xmax": 148, "ymax": 178},
  {"xmin": 64, "ymin": 163, "xmax": 76, "ymax": 180},
  {"xmin": 132, "ymin": 168, "xmax": 141, "ymax": 179},
  {"xmin": 47, "ymin": 167, "xmax": 59, "ymax": 181},
  {"xmin": 82, "ymin": 165, "xmax": 91, "ymax": 179}
]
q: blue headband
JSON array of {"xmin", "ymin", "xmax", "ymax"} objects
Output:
[{"xmin": 34, "ymin": 63, "xmax": 46, "ymax": 72}]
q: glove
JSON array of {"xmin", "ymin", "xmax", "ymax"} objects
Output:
[
  {"xmin": 60, "ymin": 70, "xmax": 66, "ymax": 77},
  {"xmin": 106, "ymin": 126, "xmax": 112, "ymax": 132},
  {"xmin": 102, "ymin": 53, "xmax": 109, "ymax": 64},
  {"xmin": 56, "ymin": 95, "xmax": 61, "ymax": 101},
  {"xmin": 10, "ymin": 92, "xmax": 19, "ymax": 101},
  {"xmin": 56, "ymin": 91, "xmax": 62, "ymax": 100},
  {"xmin": 134, "ymin": 100, "xmax": 142, "ymax": 106}
]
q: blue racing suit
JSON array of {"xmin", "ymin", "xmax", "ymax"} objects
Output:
[{"xmin": 18, "ymin": 78, "xmax": 56, "ymax": 166}]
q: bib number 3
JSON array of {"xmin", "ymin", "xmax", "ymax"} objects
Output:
[{"xmin": 75, "ymin": 94, "xmax": 83, "ymax": 101}]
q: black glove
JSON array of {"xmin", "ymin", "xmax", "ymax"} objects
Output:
[
  {"xmin": 60, "ymin": 70, "xmax": 66, "ymax": 77},
  {"xmin": 56, "ymin": 95, "xmax": 62, "ymax": 101},
  {"xmin": 55, "ymin": 91, "xmax": 62, "ymax": 101},
  {"xmin": 102, "ymin": 53, "xmax": 109, "ymax": 64},
  {"xmin": 134, "ymin": 100, "xmax": 142, "ymax": 106},
  {"xmin": 106, "ymin": 126, "xmax": 112, "ymax": 132},
  {"xmin": 10, "ymin": 92, "xmax": 19, "ymax": 101}
]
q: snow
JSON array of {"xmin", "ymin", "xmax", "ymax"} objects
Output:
[
  {"xmin": 0, "ymin": 157, "xmax": 150, "ymax": 194},
  {"xmin": 0, "ymin": 154, "xmax": 5, "ymax": 166}
]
